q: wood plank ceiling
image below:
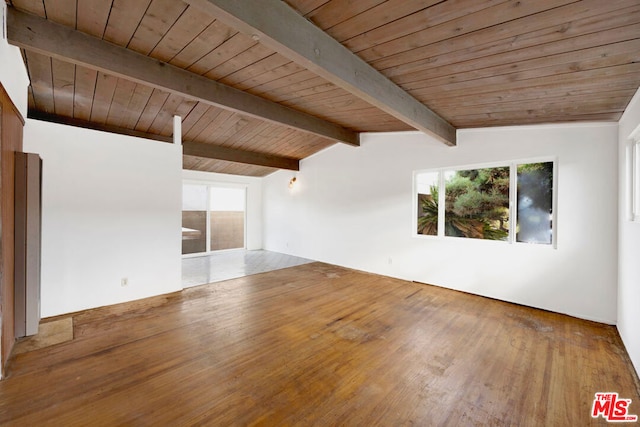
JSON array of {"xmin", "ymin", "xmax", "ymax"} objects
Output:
[{"xmin": 5, "ymin": 0, "xmax": 640, "ymax": 176}]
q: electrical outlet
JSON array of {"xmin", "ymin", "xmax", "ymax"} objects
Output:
[{"xmin": 121, "ymin": 277, "xmax": 128, "ymax": 287}]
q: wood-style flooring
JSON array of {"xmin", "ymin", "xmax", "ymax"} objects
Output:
[{"xmin": 1, "ymin": 262, "xmax": 638, "ymax": 426}]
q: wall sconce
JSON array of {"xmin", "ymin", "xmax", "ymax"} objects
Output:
[{"xmin": 288, "ymin": 177, "xmax": 297, "ymax": 189}]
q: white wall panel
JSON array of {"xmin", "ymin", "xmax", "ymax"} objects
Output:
[
  {"xmin": 618, "ymin": 87, "xmax": 640, "ymax": 377},
  {"xmin": 264, "ymin": 123, "xmax": 618, "ymax": 324},
  {"xmin": 0, "ymin": 3, "xmax": 29, "ymax": 117},
  {"xmin": 24, "ymin": 119, "xmax": 182, "ymax": 317}
]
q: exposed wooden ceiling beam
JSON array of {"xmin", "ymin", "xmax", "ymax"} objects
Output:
[
  {"xmin": 182, "ymin": 0, "xmax": 456, "ymax": 146},
  {"xmin": 28, "ymin": 112, "xmax": 300, "ymax": 171},
  {"xmin": 7, "ymin": 8, "xmax": 358, "ymax": 147},
  {"xmin": 181, "ymin": 141, "xmax": 299, "ymax": 171}
]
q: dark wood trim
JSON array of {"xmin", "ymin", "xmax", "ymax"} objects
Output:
[
  {"xmin": 0, "ymin": 84, "xmax": 25, "ymax": 126},
  {"xmin": 0, "ymin": 81, "xmax": 25, "ymax": 376},
  {"xmin": 28, "ymin": 111, "xmax": 173, "ymax": 144},
  {"xmin": 7, "ymin": 7, "xmax": 359, "ymax": 147},
  {"xmin": 28, "ymin": 112, "xmax": 300, "ymax": 171}
]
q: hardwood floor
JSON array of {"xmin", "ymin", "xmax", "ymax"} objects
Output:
[{"xmin": 0, "ymin": 262, "xmax": 638, "ymax": 425}]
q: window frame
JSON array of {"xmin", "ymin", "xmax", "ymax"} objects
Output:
[
  {"xmin": 413, "ymin": 157, "xmax": 557, "ymax": 248},
  {"xmin": 629, "ymin": 124, "xmax": 640, "ymax": 222}
]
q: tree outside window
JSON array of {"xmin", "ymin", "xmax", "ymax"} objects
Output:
[{"xmin": 415, "ymin": 160, "xmax": 554, "ymax": 245}]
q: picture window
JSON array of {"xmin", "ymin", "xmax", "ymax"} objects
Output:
[{"xmin": 415, "ymin": 159, "xmax": 555, "ymax": 245}]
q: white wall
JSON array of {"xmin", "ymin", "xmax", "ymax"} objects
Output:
[
  {"xmin": 182, "ymin": 170, "xmax": 263, "ymax": 250},
  {"xmin": 263, "ymin": 123, "xmax": 619, "ymax": 324},
  {"xmin": 618, "ymin": 87, "xmax": 640, "ymax": 376},
  {"xmin": 0, "ymin": 3, "xmax": 29, "ymax": 117},
  {"xmin": 24, "ymin": 119, "xmax": 183, "ymax": 317}
]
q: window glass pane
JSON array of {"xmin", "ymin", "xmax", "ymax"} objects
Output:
[
  {"xmin": 444, "ymin": 167, "xmax": 510, "ymax": 240},
  {"xmin": 210, "ymin": 187, "xmax": 245, "ymax": 251},
  {"xmin": 416, "ymin": 171, "xmax": 440, "ymax": 236},
  {"xmin": 182, "ymin": 184, "xmax": 207, "ymax": 254},
  {"xmin": 517, "ymin": 162, "xmax": 553, "ymax": 244},
  {"xmin": 209, "ymin": 187, "xmax": 245, "ymax": 211}
]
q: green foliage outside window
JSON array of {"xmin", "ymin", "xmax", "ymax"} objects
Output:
[
  {"xmin": 417, "ymin": 192, "xmax": 438, "ymax": 236},
  {"xmin": 417, "ymin": 167, "xmax": 510, "ymax": 240},
  {"xmin": 417, "ymin": 161, "xmax": 554, "ymax": 244}
]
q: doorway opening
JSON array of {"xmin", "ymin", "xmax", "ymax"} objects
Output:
[{"xmin": 182, "ymin": 183, "xmax": 246, "ymax": 256}]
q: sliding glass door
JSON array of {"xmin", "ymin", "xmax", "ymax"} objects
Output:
[
  {"xmin": 182, "ymin": 184, "xmax": 246, "ymax": 255},
  {"xmin": 182, "ymin": 184, "xmax": 207, "ymax": 255},
  {"xmin": 209, "ymin": 187, "xmax": 245, "ymax": 251}
]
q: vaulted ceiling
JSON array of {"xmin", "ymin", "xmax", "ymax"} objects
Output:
[{"xmin": 5, "ymin": 0, "xmax": 640, "ymax": 176}]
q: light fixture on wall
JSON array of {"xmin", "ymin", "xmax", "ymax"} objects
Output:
[{"xmin": 288, "ymin": 176, "xmax": 297, "ymax": 189}]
